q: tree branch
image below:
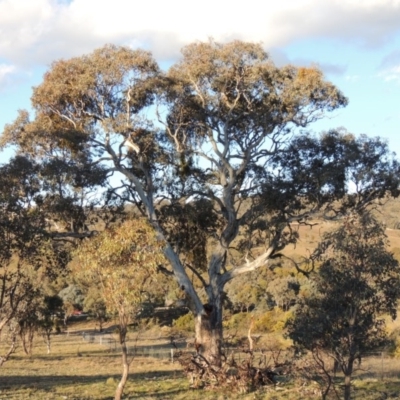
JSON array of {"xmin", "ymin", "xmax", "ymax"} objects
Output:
[{"xmin": 220, "ymin": 244, "xmax": 276, "ymax": 285}]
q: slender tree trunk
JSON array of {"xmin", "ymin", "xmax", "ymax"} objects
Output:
[
  {"xmin": 343, "ymin": 358, "xmax": 354, "ymax": 400},
  {"xmin": 333, "ymin": 359, "xmax": 339, "ymax": 377},
  {"xmin": 248, "ymin": 317, "xmax": 254, "ymax": 352},
  {"xmin": 21, "ymin": 328, "xmax": 34, "ymax": 355},
  {"xmin": 344, "ymin": 374, "xmax": 351, "ymax": 400},
  {"xmin": 98, "ymin": 316, "xmax": 104, "ymax": 333},
  {"xmin": 114, "ymin": 329, "xmax": 130, "ymax": 400},
  {"xmin": 0, "ymin": 333, "xmax": 17, "ymax": 367},
  {"xmin": 321, "ymin": 374, "xmax": 332, "ymax": 400},
  {"xmin": 43, "ymin": 331, "xmax": 51, "ymax": 354}
]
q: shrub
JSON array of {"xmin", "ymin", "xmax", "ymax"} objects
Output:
[
  {"xmin": 173, "ymin": 313, "xmax": 194, "ymax": 332},
  {"xmin": 223, "ymin": 312, "xmax": 251, "ymax": 330},
  {"xmin": 254, "ymin": 309, "xmax": 293, "ymax": 333}
]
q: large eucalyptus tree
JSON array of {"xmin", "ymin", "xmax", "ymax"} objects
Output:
[{"xmin": 2, "ymin": 40, "xmax": 399, "ymax": 364}]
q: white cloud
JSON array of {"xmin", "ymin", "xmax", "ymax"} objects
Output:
[
  {"xmin": 0, "ymin": 0, "xmax": 400, "ymax": 67},
  {"xmin": 379, "ymin": 65, "xmax": 400, "ymax": 83},
  {"xmin": 0, "ymin": 0, "xmax": 55, "ymax": 62},
  {"xmin": 0, "ymin": 64, "xmax": 15, "ymax": 78},
  {"xmin": 0, "ymin": 63, "xmax": 16, "ymax": 90}
]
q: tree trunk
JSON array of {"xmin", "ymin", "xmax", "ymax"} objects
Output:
[
  {"xmin": 333, "ymin": 359, "xmax": 339, "ymax": 377},
  {"xmin": 43, "ymin": 332, "xmax": 51, "ymax": 354},
  {"xmin": 344, "ymin": 374, "xmax": 351, "ymax": 400},
  {"xmin": 21, "ymin": 328, "xmax": 34, "ymax": 355},
  {"xmin": 194, "ymin": 298, "xmax": 223, "ymax": 366},
  {"xmin": 114, "ymin": 331, "xmax": 129, "ymax": 400},
  {"xmin": 343, "ymin": 357, "xmax": 354, "ymax": 400},
  {"xmin": 98, "ymin": 316, "xmax": 104, "ymax": 333},
  {"xmin": 0, "ymin": 334, "xmax": 17, "ymax": 367}
]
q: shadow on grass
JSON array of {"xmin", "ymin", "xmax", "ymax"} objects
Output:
[
  {"xmin": 9, "ymin": 347, "xmax": 187, "ymax": 363},
  {"xmin": 8, "ymin": 351, "xmax": 123, "ymax": 362},
  {"xmin": 0, "ymin": 369, "xmax": 184, "ymax": 391},
  {"xmin": 127, "ymin": 388, "xmax": 197, "ymax": 400}
]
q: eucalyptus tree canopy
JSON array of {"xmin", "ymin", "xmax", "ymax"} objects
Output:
[{"xmin": 2, "ymin": 40, "xmax": 399, "ymax": 364}]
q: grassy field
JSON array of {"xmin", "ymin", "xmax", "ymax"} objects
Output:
[
  {"xmin": 0, "ymin": 328, "xmax": 183, "ymax": 400},
  {"xmin": 1, "ymin": 323, "xmax": 400, "ymax": 400}
]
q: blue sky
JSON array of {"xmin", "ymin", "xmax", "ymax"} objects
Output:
[{"xmin": 1, "ymin": 0, "xmax": 399, "ymax": 162}]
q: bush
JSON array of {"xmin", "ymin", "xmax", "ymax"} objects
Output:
[
  {"xmin": 173, "ymin": 313, "xmax": 194, "ymax": 332},
  {"xmin": 106, "ymin": 377, "xmax": 117, "ymax": 386},
  {"xmin": 388, "ymin": 328, "xmax": 400, "ymax": 358},
  {"xmin": 254, "ymin": 309, "xmax": 292, "ymax": 333},
  {"xmin": 223, "ymin": 312, "xmax": 250, "ymax": 330}
]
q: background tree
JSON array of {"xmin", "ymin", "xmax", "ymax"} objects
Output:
[
  {"xmin": 82, "ymin": 287, "xmax": 108, "ymax": 332},
  {"xmin": 37, "ymin": 295, "xmax": 64, "ymax": 354},
  {"xmin": 73, "ymin": 218, "xmax": 167, "ymax": 400},
  {"xmin": 2, "ymin": 40, "xmax": 400, "ymax": 366},
  {"xmin": 267, "ymin": 276, "xmax": 300, "ymax": 311},
  {"xmin": 58, "ymin": 284, "xmax": 85, "ymax": 326},
  {"xmin": 17, "ymin": 293, "xmax": 63, "ymax": 356},
  {"xmin": 287, "ymin": 211, "xmax": 400, "ymax": 400},
  {"xmin": 0, "ymin": 157, "xmax": 67, "ymax": 365},
  {"xmin": 225, "ymin": 268, "xmax": 270, "ymax": 313}
]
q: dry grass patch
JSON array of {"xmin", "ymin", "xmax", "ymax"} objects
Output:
[
  {"xmin": 0, "ymin": 331, "xmax": 399, "ymax": 399},
  {"xmin": 0, "ymin": 332, "xmax": 184, "ymax": 400}
]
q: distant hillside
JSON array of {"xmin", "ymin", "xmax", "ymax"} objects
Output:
[
  {"xmin": 280, "ymin": 196, "xmax": 400, "ymax": 262},
  {"xmin": 282, "ymin": 220, "xmax": 400, "ymax": 260},
  {"xmin": 125, "ymin": 196, "xmax": 400, "ymax": 262},
  {"xmin": 376, "ymin": 196, "xmax": 400, "ymax": 230}
]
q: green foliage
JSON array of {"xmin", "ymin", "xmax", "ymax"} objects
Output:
[
  {"xmin": 83, "ymin": 287, "xmax": 107, "ymax": 318},
  {"xmin": 106, "ymin": 377, "xmax": 117, "ymax": 387},
  {"xmin": 253, "ymin": 312, "xmax": 274, "ymax": 333},
  {"xmin": 388, "ymin": 338, "xmax": 400, "ymax": 358},
  {"xmin": 73, "ymin": 217, "xmax": 169, "ymax": 399},
  {"xmin": 267, "ymin": 276, "xmax": 300, "ymax": 311},
  {"xmin": 227, "ymin": 281, "xmax": 265, "ymax": 312},
  {"xmin": 0, "ymin": 156, "xmax": 69, "ymax": 363},
  {"xmin": 223, "ymin": 312, "xmax": 251, "ymax": 330},
  {"xmin": 225, "ymin": 269, "xmax": 272, "ymax": 312},
  {"xmin": 158, "ymin": 199, "xmax": 222, "ymax": 273},
  {"xmin": 253, "ymin": 309, "xmax": 293, "ymax": 333},
  {"xmin": 173, "ymin": 313, "xmax": 195, "ymax": 332},
  {"xmin": 58, "ymin": 285, "xmax": 84, "ymax": 309},
  {"xmin": 386, "ymin": 327, "xmax": 400, "ymax": 358},
  {"xmin": 288, "ymin": 211, "xmax": 400, "ymax": 399},
  {"xmin": 73, "ymin": 218, "xmax": 167, "ymax": 318}
]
